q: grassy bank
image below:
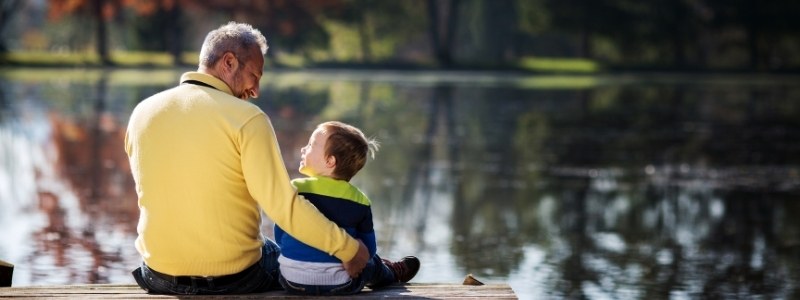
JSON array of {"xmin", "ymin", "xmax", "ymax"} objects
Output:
[
  {"xmin": 0, "ymin": 51, "xmax": 200, "ymax": 68},
  {"xmin": 1, "ymin": 50, "xmax": 602, "ymax": 74}
]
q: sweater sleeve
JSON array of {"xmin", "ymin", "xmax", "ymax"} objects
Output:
[
  {"xmin": 357, "ymin": 231, "xmax": 377, "ymax": 258},
  {"xmin": 239, "ymin": 113, "xmax": 359, "ymax": 262},
  {"xmin": 273, "ymin": 225, "xmax": 286, "ymax": 247},
  {"xmin": 356, "ymin": 205, "xmax": 377, "ymax": 257}
]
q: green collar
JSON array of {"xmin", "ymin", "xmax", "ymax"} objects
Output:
[{"xmin": 292, "ymin": 176, "xmax": 371, "ymax": 206}]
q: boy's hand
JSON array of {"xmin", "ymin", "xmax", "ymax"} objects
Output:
[{"xmin": 343, "ymin": 240, "xmax": 369, "ymax": 278}]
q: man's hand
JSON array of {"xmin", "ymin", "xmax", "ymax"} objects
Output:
[{"xmin": 343, "ymin": 240, "xmax": 369, "ymax": 278}]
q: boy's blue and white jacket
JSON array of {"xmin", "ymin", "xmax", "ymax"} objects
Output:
[{"xmin": 275, "ymin": 176, "xmax": 377, "ymax": 285}]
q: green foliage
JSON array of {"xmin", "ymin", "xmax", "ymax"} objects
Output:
[
  {"xmin": 516, "ymin": 0, "xmax": 550, "ymax": 33},
  {"xmin": 519, "ymin": 57, "xmax": 600, "ymax": 73},
  {"xmin": 3, "ymin": 0, "xmax": 799, "ymax": 70},
  {"xmin": 316, "ymin": 0, "xmax": 428, "ymax": 64}
]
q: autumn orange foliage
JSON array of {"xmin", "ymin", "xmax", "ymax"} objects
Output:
[
  {"xmin": 47, "ymin": 0, "xmax": 346, "ymax": 20},
  {"xmin": 48, "ymin": 0, "xmax": 185, "ymax": 21}
]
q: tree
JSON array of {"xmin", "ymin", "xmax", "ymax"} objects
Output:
[
  {"xmin": 48, "ymin": 0, "xmax": 190, "ymax": 65},
  {"xmin": 48, "ymin": 0, "xmax": 119, "ymax": 65},
  {"xmin": 125, "ymin": 0, "xmax": 186, "ymax": 65},
  {"xmin": 0, "ymin": 0, "xmax": 23, "ymax": 53},
  {"xmin": 427, "ymin": 0, "xmax": 460, "ymax": 67},
  {"xmin": 456, "ymin": 0, "xmax": 518, "ymax": 66},
  {"xmin": 191, "ymin": 0, "xmax": 344, "ymax": 54},
  {"xmin": 92, "ymin": 0, "xmax": 110, "ymax": 65},
  {"xmin": 313, "ymin": 0, "xmax": 428, "ymax": 64}
]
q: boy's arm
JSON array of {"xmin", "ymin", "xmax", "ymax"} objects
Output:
[
  {"xmin": 356, "ymin": 232, "xmax": 377, "ymax": 257},
  {"xmin": 356, "ymin": 208, "xmax": 377, "ymax": 257}
]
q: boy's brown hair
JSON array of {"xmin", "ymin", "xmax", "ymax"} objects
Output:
[{"xmin": 318, "ymin": 121, "xmax": 379, "ymax": 181}]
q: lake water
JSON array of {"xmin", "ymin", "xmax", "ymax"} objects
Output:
[{"xmin": 1, "ymin": 68, "xmax": 800, "ymax": 299}]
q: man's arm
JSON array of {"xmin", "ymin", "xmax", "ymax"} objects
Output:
[
  {"xmin": 344, "ymin": 240, "xmax": 369, "ymax": 277},
  {"xmin": 240, "ymin": 114, "xmax": 368, "ymax": 273}
]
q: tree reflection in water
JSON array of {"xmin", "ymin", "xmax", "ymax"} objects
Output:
[
  {"xmin": 0, "ymin": 71, "xmax": 799, "ymax": 299},
  {"xmin": 357, "ymin": 79, "xmax": 800, "ymax": 298},
  {"xmin": 0, "ymin": 73, "xmax": 139, "ymax": 285}
]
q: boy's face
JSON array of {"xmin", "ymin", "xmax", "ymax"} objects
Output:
[{"xmin": 299, "ymin": 128, "xmax": 335, "ymax": 177}]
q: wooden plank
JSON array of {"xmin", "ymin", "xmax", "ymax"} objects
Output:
[{"xmin": 0, "ymin": 283, "xmax": 517, "ymax": 299}]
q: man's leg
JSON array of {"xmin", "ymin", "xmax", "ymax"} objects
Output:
[
  {"xmin": 226, "ymin": 238, "xmax": 283, "ymax": 293},
  {"xmin": 130, "ymin": 239, "xmax": 284, "ymax": 295},
  {"xmin": 131, "ymin": 263, "xmax": 196, "ymax": 295},
  {"xmin": 254, "ymin": 238, "xmax": 283, "ymax": 291}
]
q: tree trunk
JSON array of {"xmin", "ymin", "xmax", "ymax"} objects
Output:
[
  {"xmin": 578, "ymin": 0, "xmax": 592, "ymax": 58},
  {"xmin": 427, "ymin": 0, "xmax": 459, "ymax": 68},
  {"xmin": 672, "ymin": 2, "xmax": 686, "ymax": 69},
  {"xmin": 166, "ymin": 5, "xmax": 184, "ymax": 66},
  {"xmin": 745, "ymin": 0, "xmax": 759, "ymax": 71},
  {"xmin": 443, "ymin": 0, "xmax": 459, "ymax": 66},
  {"xmin": 357, "ymin": 14, "xmax": 372, "ymax": 63},
  {"xmin": 0, "ymin": 0, "xmax": 22, "ymax": 53},
  {"xmin": 93, "ymin": 0, "xmax": 111, "ymax": 65},
  {"xmin": 482, "ymin": 0, "xmax": 516, "ymax": 64}
]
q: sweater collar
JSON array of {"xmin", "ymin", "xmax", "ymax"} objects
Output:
[
  {"xmin": 180, "ymin": 72, "xmax": 234, "ymax": 96},
  {"xmin": 310, "ymin": 176, "xmax": 346, "ymax": 184}
]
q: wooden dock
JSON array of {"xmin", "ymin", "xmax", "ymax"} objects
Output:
[{"xmin": 0, "ymin": 283, "xmax": 517, "ymax": 299}]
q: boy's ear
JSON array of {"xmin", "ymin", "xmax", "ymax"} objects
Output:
[{"xmin": 325, "ymin": 155, "xmax": 336, "ymax": 169}]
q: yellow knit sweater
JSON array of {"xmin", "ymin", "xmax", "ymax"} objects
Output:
[{"xmin": 125, "ymin": 72, "xmax": 357, "ymax": 276}]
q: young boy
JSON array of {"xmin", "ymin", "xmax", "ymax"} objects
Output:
[{"xmin": 274, "ymin": 121, "xmax": 420, "ymax": 296}]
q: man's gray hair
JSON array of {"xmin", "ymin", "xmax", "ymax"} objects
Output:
[{"xmin": 199, "ymin": 22, "xmax": 268, "ymax": 68}]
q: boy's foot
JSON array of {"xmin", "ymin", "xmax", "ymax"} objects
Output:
[{"xmin": 382, "ymin": 256, "xmax": 420, "ymax": 283}]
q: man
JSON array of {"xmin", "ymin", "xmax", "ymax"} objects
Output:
[{"xmin": 125, "ymin": 22, "xmax": 369, "ymax": 295}]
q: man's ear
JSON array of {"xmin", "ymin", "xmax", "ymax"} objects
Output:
[{"xmin": 220, "ymin": 52, "xmax": 238, "ymax": 73}]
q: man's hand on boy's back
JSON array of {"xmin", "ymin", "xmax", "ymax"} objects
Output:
[{"xmin": 343, "ymin": 240, "xmax": 370, "ymax": 278}]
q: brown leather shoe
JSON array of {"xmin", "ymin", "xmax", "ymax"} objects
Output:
[{"xmin": 382, "ymin": 256, "xmax": 420, "ymax": 283}]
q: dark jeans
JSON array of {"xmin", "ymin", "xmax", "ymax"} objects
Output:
[
  {"xmin": 279, "ymin": 254, "xmax": 396, "ymax": 296},
  {"xmin": 131, "ymin": 239, "xmax": 282, "ymax": 295}
]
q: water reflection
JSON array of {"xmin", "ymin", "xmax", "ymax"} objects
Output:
[
  {"xmin": 0, "ymin": 73, "xmax": 138, "ymax": 285},
  {"xmin": 1, "ymin": 69, "xmax": 799, "ymax": 299}
]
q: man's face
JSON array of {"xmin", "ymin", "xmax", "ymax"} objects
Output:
[{"xmin": 231, "ymin": 47, "xmax": 264, "ymax": 100}]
